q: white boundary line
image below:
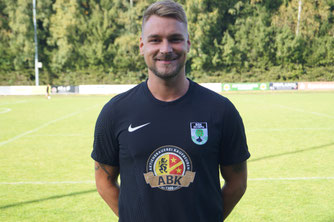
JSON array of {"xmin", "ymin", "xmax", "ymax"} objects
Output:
[
  {"xmin": 0, "ymin": 181, "xmax": 95, "ymax": 185},
  {"xmin": 0, "ymin": 100, "xmax": 27, "ymax": 106},
  {"xmin": 248, "ymin": 177, "xmax": 334, "ymax": 181},
  {"xmin": 1, "ymin": 177, "xmax": 334, "ymax": 185},
  {"xmin": 0, "ymin": 108, "xmax": 11, "ymax": 114},
  {"xmin": 247, "ymin": 128, "xmax": 334, "ymax": 132},
  {"xmin": 274, "ymin": 104, "xmax": 334, "ymax": 119},
  {"xmin": 0, "ymin": 105, "xmax": 98, "ymax": 147},
  {"xmin": 24, "ymin": 134, "xmax": 88, "ymax": 137}
]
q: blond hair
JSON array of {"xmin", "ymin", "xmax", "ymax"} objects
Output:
[{"xmin": 142, "ymin": 0, "xmax": 188, "ymax": 31}]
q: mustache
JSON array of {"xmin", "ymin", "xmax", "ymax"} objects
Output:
[{"xmin": 154, "ymin": 53, "xmax": 179, "ymax": 61}]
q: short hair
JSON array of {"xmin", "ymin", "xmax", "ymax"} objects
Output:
[{"xmin": 142, "ymin": 0, "xmax": 188, "ymax": 32}]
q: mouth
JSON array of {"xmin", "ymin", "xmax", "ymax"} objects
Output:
[
  {"xmin": 155, "ymin": 59, "xmax": 175, "ymax": 62},
  {"xmin": 154, "ymin": 57, "xmax": 178, "ymax": 62}
]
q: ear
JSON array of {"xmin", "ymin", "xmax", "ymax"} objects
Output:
[
  {"xmin": 186, "ymin": 34, "xmax": 191, "ymax": 53},
  {"xmin": 139, "ymin": 37, "xmax": 144, "ymax": 55}
]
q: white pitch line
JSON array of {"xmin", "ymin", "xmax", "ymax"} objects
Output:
[
  {"xmin": 0, "ymin": 108, "xmax": 11, "ymax": 114},
  {"xmin": 1, "ymin": 177, "xmax": 334, "ymax": 185},
  {"xmin": 0, "ymin": 105, "xmax": 98, "ymax": 147},
  {"xmin": 0, "ymin": 181, "xmax": 95, "ymax": 185},
  {"xmin": 24, "ymin": 134, "xmax": 88, "ymax": 137},
  {"xmin": 247, "ymin": 177, "xmax": 334, "ymax": 181},
  {"xmin": 274, "ymin": 104, "xmax": 334, "ymax": 119},
  {"xmin": 0, "ymin": 100, "xmax": 27, "ymax": 106},
  {"xmin": 248, "ymin": 128, "xmax": 334, "ymax": 132}
]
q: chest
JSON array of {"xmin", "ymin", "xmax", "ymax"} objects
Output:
[{"xmin": 115, "ymin": 105, "xmax": 223, "ymax": 171}]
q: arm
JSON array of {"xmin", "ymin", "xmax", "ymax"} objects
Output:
[
  {"xmin": 94, "ymin": 161, "xmax": 120, "ymax": 216},
  {"xmin": 220, "ymin": 161, "xmax": 248, "ymax": 221}
]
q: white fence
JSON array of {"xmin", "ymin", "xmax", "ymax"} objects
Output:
[{"xmin": 0, "ymin": 82, "xmax": 333, "ymax": 95}]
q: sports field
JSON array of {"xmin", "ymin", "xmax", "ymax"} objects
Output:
[{"xmin": 1, "ymin": 91, "xmax": 334, "ymax": 222}]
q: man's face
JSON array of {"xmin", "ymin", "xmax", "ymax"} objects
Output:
[{"xmin": 140, "ymin": 15, "xmax": 190, "ymax": 80}]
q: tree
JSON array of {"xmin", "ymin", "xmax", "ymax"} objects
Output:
[
  {"xmin": 272, "ymin": 0, "xmax": 334, "ymax": 39},
  {"xmin": 308, "ymin": 36, "xmax": 334, "ymax": 66},
  {"xmin": 6, "ymin": 0, "xmax": 34, "ymax": 71},
  {"xmin": 0, "ymin": 0, "xmax": 12, "ymax": 72},
  {"xmin": 76, "ymin": 0, "xmax": 122, "ymax": 71},
  {"xmin": 185, "ymin": 0, "xmax": 245, "ymax": 71},
  {"xmin": 48, "ymin": 0, "xmax": 82, "ymax": 72},
  {"xmin": 35, "ymin": 0, "xmax": 55, "ymax": 84}
]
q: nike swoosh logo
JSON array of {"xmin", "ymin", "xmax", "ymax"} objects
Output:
[{"xmin": 128, "ymin": 122, "xmax": 151, "ymax": 132}]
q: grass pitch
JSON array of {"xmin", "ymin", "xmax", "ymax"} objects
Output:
[{"xmin": 1, "ymin": 91, "xmax": 334, "ymax": 222}]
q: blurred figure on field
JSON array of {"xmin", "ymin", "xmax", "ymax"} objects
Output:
[{"xmin": 46, "ymin": 84, "xmax": 51, "ymax": 99}]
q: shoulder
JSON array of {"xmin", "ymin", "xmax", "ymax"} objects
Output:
[
  {"xmin": 191, "ymin": 81, "xmax": 231, "ymax": 105},
  {"xmin": 98, "ymin": 82, "xmax": 145, "ymax": 120},
  {"xmin": 102, "ymin": 82, "xmax": 145, "ymax": 110},
  {"xmin": 190, "ymin": 81, "xmax": 240, "ymax": 118}
]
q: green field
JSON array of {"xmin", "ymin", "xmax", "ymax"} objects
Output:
[{"xmin": 1, "ymin": 91, "xmax": 334, "ymax": 222}]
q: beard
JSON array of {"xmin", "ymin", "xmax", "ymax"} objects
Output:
[
  {"xmin": 148, "ymin": 63, "xmax": 183, "ymax": 80},
  {"xmin": 148, "ymin": 53, "xmax": 186, "ymax": 80}
]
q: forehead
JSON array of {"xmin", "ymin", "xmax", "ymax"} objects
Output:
[{"xmin": 142, "ymin": 15, "xmax": 187, "ymax": 38}]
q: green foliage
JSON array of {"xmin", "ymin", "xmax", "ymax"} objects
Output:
[
  {"xmin": 0, "ymin": 0, "xmax": 333, "ymax": 85},
  {"xmin": 272, "ymin": 0, "xmax": 334, "ymax": 38},
  {"xmin": 185, "ymin": 0, "xmax": 242, "ymax": 71},
  {"xmin": 48, "ymin": 0, "xmax": 81, "ymax": 72},
  {"xmin": 0, "ymin": 70, "xmax": 35, "ymax": 86},
  {"xmin": 76, "ymin": 0, "xmax": 123, "ymax": 71},
  {"xmin": 275, "ymin": 28, "xmax": 309, "ymax": 67},
  {"xmin": 5, "ymin": 0, "xmax": 35, "ymax": 70},
  {"xmin": 0, "ymin": 1, "xmax": 12, "ymax": 71},
  {"xmin": 112, "ymin": 33, "xmax": 146, "ymax": 72},
  {"xmin": 307, "ymin": 36, "xmax": 334, "ymax": 67},
  {"xmin": 224, "ymin": 4, "xmax": 276, "ymax": 69}
]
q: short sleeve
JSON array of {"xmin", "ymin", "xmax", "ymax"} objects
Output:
[
  {"xmin": 220, "ymin": 100, "xmax": 250, "ymax": 166},
  {"xmin": 91, "ymin": 104, "xmax": 119, "ymax": 166}
]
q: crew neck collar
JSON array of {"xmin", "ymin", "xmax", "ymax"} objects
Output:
[{"xmin": 143, "ymin": 78, "xmax": 194, "ymax": 106}]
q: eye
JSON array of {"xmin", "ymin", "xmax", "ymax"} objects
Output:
[
  {"xmin": 170, "ymin": 38, "xmax": 183, "ymax": 43},
  {"xmin": 148, "ymin": 39, "xmax": 161, "ymax": 43}
]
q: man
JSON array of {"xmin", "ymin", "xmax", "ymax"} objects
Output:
[{"xmin": 91, "ymin": 1, "xmax": 250, "ymax": 221}]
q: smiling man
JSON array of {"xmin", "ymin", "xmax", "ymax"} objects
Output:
[
  {"xmin": 92, "ymin": 1, "xmax": 250, "ymax": 222},
  {"xmin": 141, "ymin": 14, "xmax": 189, "ymax": 81}
]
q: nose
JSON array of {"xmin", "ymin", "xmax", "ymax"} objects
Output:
[{"xmin": 160, "ymin": 40, "xmax": 172, "ymax": 54}]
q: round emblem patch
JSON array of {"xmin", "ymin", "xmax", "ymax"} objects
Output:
[{"xmin": 144, "ymin": 145, "xmax": 196, "ymax": 191}]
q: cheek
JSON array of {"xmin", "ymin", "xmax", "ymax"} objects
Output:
[
  {"xmin": 143, "ymin": 51, "xmax": 155, "ymax": 64},
  {"xmin": 143, "ymin": 47, "xmax": 158, "ymax": 58},
  {"xmin": 174, "ymin": 45, "xmax": 188, "ymax": 54}
]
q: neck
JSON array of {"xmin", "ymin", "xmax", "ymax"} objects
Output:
[{"xmin": 147, "ymin": 73, "xmax": 189, "ymax": 102}]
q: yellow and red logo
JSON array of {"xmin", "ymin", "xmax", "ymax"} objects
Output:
[{"xmin": 144, "ymin": 145, "xmax": 196, "ymax": 191}]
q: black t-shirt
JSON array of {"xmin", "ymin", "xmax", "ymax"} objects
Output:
[{"xmin": 92, "ymin": 79, "xmax": 250, "ymax": 222}]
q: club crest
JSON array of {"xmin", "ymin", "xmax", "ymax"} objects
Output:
[
  {"xmin": 144, "ymin": 145, "xmax": 196, "ymax": 191},
  {"xmin": 190, "ymin": 122, "xmax": 208, "ymax": 145}
]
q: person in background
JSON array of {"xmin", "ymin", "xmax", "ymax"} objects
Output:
[{"xmin": 46, "ymin": 84, "xmax": 51, "ymax": 99}]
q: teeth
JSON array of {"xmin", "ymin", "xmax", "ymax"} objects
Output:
[{"xmin": 155, "ymin": 58, "xmax": 176, "ymax": 61}]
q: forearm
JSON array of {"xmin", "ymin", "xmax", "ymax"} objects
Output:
[
  {"xmin": 94, "ymin": 161, "xmax": 120, "ymax": 217},
  {"xmin": 97, "ymin": 182, "xmax": 120, "ymax": 216},
  {"xmin": 220, "ymin": 161, "xmax": 248, "ymax": 221},
  {"xmin": 221, "ymin": 182, "xmax": 246, "ymax": 220}
]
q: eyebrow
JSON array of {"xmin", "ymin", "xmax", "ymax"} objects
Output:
[
  {"xmin": 169, "ymin": 34, "xmax": 185, "ymax": 39},
  {"xmin": 147, "ymin": 34, "xmax": 160, "ymax": 39},
  {"xmin": 147, "ymin": 34, "xmax": 185, "ymax": 39}
]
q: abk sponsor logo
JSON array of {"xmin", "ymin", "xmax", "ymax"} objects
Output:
[{"xmin": 144, "ymin": 145, "xmax": 196, "ymax": 191}]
